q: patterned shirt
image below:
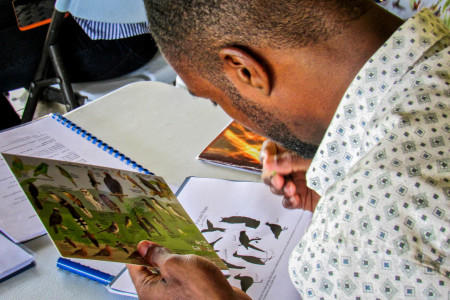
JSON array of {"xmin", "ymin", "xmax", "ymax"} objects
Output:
[{"xmin": 289, "ymin": 9, "xmax": 449, "ymax": 299}]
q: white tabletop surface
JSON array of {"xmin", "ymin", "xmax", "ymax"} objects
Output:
[{"xmin": 0, "ymin": 82, "xmax": 261, "ymax": 299}]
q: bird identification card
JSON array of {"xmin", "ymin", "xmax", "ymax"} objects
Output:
[{"xmin": 2, "ymin": 153, "xmax": 227, "ymax": 269}]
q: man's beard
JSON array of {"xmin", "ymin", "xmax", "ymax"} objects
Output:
[{"xmin": 226, "ymin": 85, "xmax": 318, "ymax": 159}]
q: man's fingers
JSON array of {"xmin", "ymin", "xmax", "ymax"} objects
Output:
[
  {"xmin": 259, "ymin": 140, "xmax": 281, "ymax": 162},
  {"xmin": 138, "ymin": 240, "xmax": 173, "ymax": 268},
  {"xmin": 127, "ymin": 264, "xmax": 162, "ymax": 292},
  {"xmin": 264, "ymin": 152, "xmax": 312, "ymax": 174}
]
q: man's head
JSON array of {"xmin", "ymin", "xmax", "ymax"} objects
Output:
[{"xmin": 144, "ymin": 0, "xmax": 392, "ymax": 158}]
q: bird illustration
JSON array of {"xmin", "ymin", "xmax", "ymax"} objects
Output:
[
  {"xmin": 124, "ymin": 174, "xmax": 147, "ymax": 194},
  {"xmin": 27, "ymin": 181, "xmax": 43, "ymax": 210},
  {"xmin": 98, "ymin": 221, "xmax": 119, "ymax": 235},
  {"xmin": 177, "ymin": 228, "xmax": 186, "ymax": 235},
  {"xmin": 135, "ymin": 215, "xmax": 152, "ymax": 238},
  {"xmin": 49, "ymin": 193, "xmax": 88, "ymax": 229},
  {"xmin": 113, "ymin": 170, "xmax": 125, "ymax": 179},
  {"xmin": 72, "ymin": 246, "xmax": 88, "ymax": 257},
  {"xmin": 141, "ymin": 198, "xmax": 165, "ymax": 221},
  {"xmin": 93, "ymin": 245, "xmax": 112, "ymax": 257},
  {"xmin": 201, "ymin": 219, "xmax": 226, "ymax": 233},
  {"xmin": 392, "ymin": 0, "xmax": 404, "ymax": 10},
  {"xmin": 166, "ymin": 204, "xmax": 192, "ymax": 223},
  {"xmin": 33, "ymin": 162, "xmax": 53, "ymax": 179},
  {"xmin": 115, "ymin": 241, "xmax": 129, "ymax": 254},
  {"xmin": 56, "ymin": 165, "xmax": 78, "ymax": 187},
  {"xmin": 49, "ymin": 208, "xmax": 64, "ymax": 234},
  {"xmin": 141, "ymin": 217, "xmax": 161, "ymax": 236},
  {"xmin": 152, "ymin": 217, "xmax": 174, "ymax": 234},
  {"xmin": 239, "ymin": 231, "xmax": 264, "ymax": 252},
  {"xmin": 62, "ymin": 191, "xmax": 93, "ymax": 218},
  {"xmin": 103, "ymin": 172, "xmax": 126, "ymax": 202},
  {"xmin": 98, "ymin": 193, "xmax": 121, "ymax": 213},
  {"xmin": 136, "ymin": 175, "xmax": 162, "ymax": 197},
  {"xmin": 234, "ymin": 274, "xmax": 262, "ymax": 293},
  {"xmin": 154, "ymin": 178, "xmax": 173, "ymax": 198},
  {"xmin": 233, "ymin": 251, "xmax": 273, "ymax": 265},
  {"xmin": 150, "ymin": 198, "xmax": 172, "ymax": 217},
  {"xmin": 87, "ymin": 170, "xmax": 100, "ymax": 190},
  {"xmin": 80, "ymin": 189, "xmax": 104, "ymax": 211},
  {"xmin": 413, "ymin": 0, "xmax": 421, "ymax": 11},
  {"xmin": 265, "ymin": 222, "xmax": 287, "ymax": 239},
  {"xmin": 125, "ymin": 216, "xmax": 132, "ymax": 228},
  {"xmin": 64, "ymin": 237, "xmax": 77, "ymax": 248},
  {"xmin": 11, "ymin": 157, "xmax": 24, "ymax": 177},
  {"xmin": 82, "ymin": 231, "xmax": 99, "ymax": 248}
]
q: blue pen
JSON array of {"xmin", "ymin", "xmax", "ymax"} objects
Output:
[{"xmin": 56, "ymin": 257, "xmax": 115, "ymax": 285}]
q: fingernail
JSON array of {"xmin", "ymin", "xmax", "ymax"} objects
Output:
[{"xmin": 137, "ymin": 240, "xmax": 152, "ymax": 256}]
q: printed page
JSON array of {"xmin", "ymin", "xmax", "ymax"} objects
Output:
[
  {"xmin": 0, "ymin": 234, "xmax": 34, "ymax": 280},
  {"xmin": 109, "ymin": 177, "xmax": 312, "ymax": 299},
  {"xmin": 0, "ymin": 115, "xmax": 136, "ymax": 243}
]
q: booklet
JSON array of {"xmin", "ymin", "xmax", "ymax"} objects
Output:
[
  {"xmin": 197, "ymin": 121, "xmax": 266, "ymax": 173},
  {"xmin": 2, "ymin": 153, "xmax": 226, "ymax": 269}
]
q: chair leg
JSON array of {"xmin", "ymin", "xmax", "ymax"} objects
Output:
[
  {"xmin": 48, "ymin": 44, "xmax": 79, "ymax": 111},
  {"xmin": 21, "ymin": 9, "xmax": 68, "ymax": 123}
]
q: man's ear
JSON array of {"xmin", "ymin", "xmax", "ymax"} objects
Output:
[{"xmin": 219, "ymin": 47, "xmax": 271, "ymax": 96}]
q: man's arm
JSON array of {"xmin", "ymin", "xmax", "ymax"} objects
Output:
[
  {"xmin": 260, "ymin": 140, "xmax": 320, "ymax": 212},
  {"xmin": 128, "ymin": 241, "xmax": 251, "ymax": 300}
]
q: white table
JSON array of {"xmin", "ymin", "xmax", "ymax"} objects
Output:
[{"xmin": 0, "ymin": 82, "xmax": 261, "ymax": 299}]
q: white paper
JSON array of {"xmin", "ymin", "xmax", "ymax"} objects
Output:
[
  {"xmin": 0, "ymin": 115, "xmax": 137, "ymax": 243},
  {"xmin": 109, "ymin": 177, "xmax": 312, "ymax": 299},
  {"xmin": 0, "ymin": 234, "xmax": 34, "ymax": 280}
]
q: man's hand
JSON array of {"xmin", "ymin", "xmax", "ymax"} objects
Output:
[
  {"xmin": 260, "ymin": 140, "xmax": 320, "ymax": 212},
  {"xmin": 127, "ymin": 241, "xmax": 251, "ymax": 300}
]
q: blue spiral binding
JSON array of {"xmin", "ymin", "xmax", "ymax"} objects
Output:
[{"xmin": 51, "ymin": 113, "xmax": 153, "ymax": 175}]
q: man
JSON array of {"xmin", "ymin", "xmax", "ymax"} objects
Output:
[{"xmin": 128, "ymin": 0, "xmax": 449, "ymax": 298}]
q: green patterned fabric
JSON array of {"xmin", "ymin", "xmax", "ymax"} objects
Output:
[{"xmin": 290, "ymin": 9, "xmax": 449, "ymax": 299}]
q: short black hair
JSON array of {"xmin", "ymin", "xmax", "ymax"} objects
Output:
[{"xmin": 144, "ymin": 0, "xmax": 370, "ymax": 78}]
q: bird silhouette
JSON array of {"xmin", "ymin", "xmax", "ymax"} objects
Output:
[
  {"xmin": 28, "ymin": 181, "xmax": 43, "ymax": 210},
  {"xmin": 209, "ymin": 237, "xmax": 223, "ymax": 251},
  {"xmin": 234, "ymin": 274, "xmax": 262, "ymax": 292},
  {"xmin": 239, "ymin": 231, "xmax": 264, "ymax": 252},
  {"xmin": 201, "ymin": 219, "xmax": 226, "ymax": 233},
  {"xmin": 233, "ymin": 251, "xmax": 273, "ymax": 265},
  {"xmin": 103, "ymin": 172, "xmax": 126, "ymax": 202},
  {"xmin": 87, "ymin": 170, "xmax": 100, "ymax": 190},
  {"xmin": 62, "ymin": 191, "xmax": 93, "ymax": 218},
  {"xmin": 265, "ymin": 222, "xmax": 287, "ymax": 239},
  {"xmin": 49, "ymin": 208, "xmax": 64, "ymax": 234},
  {"xmin": 222, "ymin": 259, "xmax": 245, "ymax": 269},
  {"xmin": 220, "ymin": 216, "xmax": 260, "ymax": 229},
  {"xmin": 56, "ymin": 165, "xmax": 78, "ymax": 187}
]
